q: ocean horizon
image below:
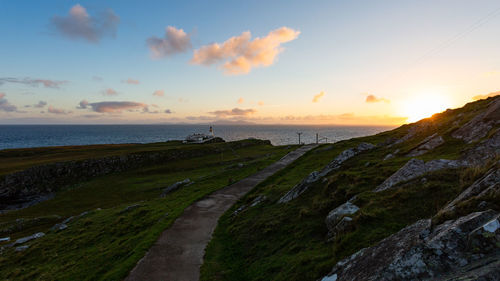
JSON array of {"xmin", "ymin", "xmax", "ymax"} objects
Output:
[{"xmin": 0, "ymin": 124, "xmax": 395, "ymax": 150}]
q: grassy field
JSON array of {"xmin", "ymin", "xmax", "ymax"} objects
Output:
[
  {"xmin": 200, "ymin": 98, "xmax": 497, "ymax": 281},
  {"xmin": 0, "ymin": 140, "xmax": 296, "ymax": 280}
]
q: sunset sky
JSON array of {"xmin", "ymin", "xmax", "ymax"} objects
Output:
[{"xmin": 1, "ymin": 0, "xmax": 499, "ymax": 125}]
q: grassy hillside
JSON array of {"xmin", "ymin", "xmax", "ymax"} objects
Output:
[
  {"xmin": 0, "ymin": 140, "xmax": 296, "ymax": 280},
  {"xmin": 201, "ymin": 97, "xmax": 499, "ymax": 281}
]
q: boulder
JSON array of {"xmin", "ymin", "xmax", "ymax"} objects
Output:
[
  {"xmin": 462, "ymin": 129, "xmax": 500, "ymax": 164},
  {"xmin": 13, "ymin": 232, "xmax": 45, "ymax": 246},
  {"xmin": 375, "ymin": 158, "xmax": 468, "ymax": 192},
  {"xmin": 325, "ymin": 202, "xmax": 360, "ymax": 234},
  {"xmin": 319, "ymin": 210, "xmax": 500, "ymax": 281},
  {"xmin": 407, "ymin": 133, "xmax": 444, "ymax": 157},
  {"xmin": 51, "ymin": 223, "xmax": 68, "ymax": 232},
  {"xmin": 160, "ymin": 179, "xmax": 192, "ymax": 197},
  {"xmin": 250, "ymin": 195, "xmax": 266, "ymax": 207},
  {"xmin": 15, "ymin": 245, "xmax": 29, "ymax": 252},
  {"xmin": 278, "ymin": 143, "xmax": 374, "ymax": 203}
]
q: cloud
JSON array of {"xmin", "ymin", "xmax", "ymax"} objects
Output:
[
  {"xmin": 365, "ymin": 94, "xmax": 390, "ymax": 103},
  {"xmin": 237, "ymin": 97, "xmax": 244, "ymax": 104},
  {"xmin": 258, "ymin": 101, "xmax": 265, "ymax": 106},
  {"xmin": 0, "ymin": 94, "xmax": 18, "ymax": 112},
  {"xmin": 0, "ymin": 77, "xmax": 67, "ymax": 88},
  {"xmin": 153, "ymin": 90, "xmax": 164, "ymax": 97},
  {"xmin": 102, "ymin": 88, "xmax": 118, "ymax": 96},
  {"xmin": 51, "ymin": 4, "xmax": 119, "ymax": 43},
  {"xmin": 165, "ymin": 109, "xmax": 172, "ymax": 114},
  {"xmin": 147, "ymin": 26, "xmax": 191, "ymax": 58},
  {"xmin": 48, "ymin": 106, "xmax": 70, "ymax": 115},
  {"xmin": 124, "ymin": 78, "xmax": 140, "ymax": 85},
  {"xmin": 191, "ymin": 26, "xmax": 300, "ymax": 74},
  {"xmin": 472, "ymin": 91, "xmax": 500, "ymax": 101},
  {"xmin": 209, "ymin": 108, "xmax": 257, "ymax": 117},
  {"xmin": 312, "ymin": 91, "xmax": 325, "ymax": 103},
  {"xmin": 77, "ymin": 100, "xmax": 89, "ymax": 109},
  {"xmin": 85, "ymin": 101, "xmax": 147, "ymax": 113},
  {"xmin": 34, "ymin": 101, "xmax": 47, "ymax": 108},
  {"xmin": 92, "ymin": 76, "xmax": 103, "ymax": 81}
]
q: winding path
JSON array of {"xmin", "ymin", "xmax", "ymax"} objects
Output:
[{"xmin": 125, "ymin": 144, "xmax": 317, "ymax": 281}]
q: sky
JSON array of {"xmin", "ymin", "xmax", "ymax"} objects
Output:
[{"xmin": 0, "ymin": 0, "xmax": 499, "ymax": 125}]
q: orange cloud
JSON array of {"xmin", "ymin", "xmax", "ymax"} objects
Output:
[
  {"xmin": 472, "ymin": 91, "xmax": 500, "ymax": 101},
  {"xmin": 258, "ymin": 101, "xmax": 264, "ymax": 106},
  {"xmin": 124, "ymin": 78, "xmax": 140, "ymax": 85},
  {"xmin": 153, "ymin": 90, "xmax": 164, "ymax": 97},
  {"xmin": 191, "ymin": 27, "xmax": 300, "ymax": 75},
  {"xmin": 209, "ymin": 108, "xmax": 257, "ymax": 117},
  {"xmin": 237, "ymin": 97, "xmax": 244, "ymax": 104},
  {"xmin": 312, "ymin": 91, "xmax": 325, "ymax": 103},
  {"xmin": 103, "ymin": 88, "xmax": 118, "ymax": 96},
  {"xmin": 48, "ymin": 106, "xmax": 70, "ymax": 115},
  {"xmin": 365, "ymin": 94, "xmax": 390, "ymax": 103}
]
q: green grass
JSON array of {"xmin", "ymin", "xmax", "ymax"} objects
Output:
[
  {"xmin": 0, "ymin": 140, "xmax": 296, "ymax": 280},
  {"xmin": 201, "ymin": 97, "xmax": 499, "ymax": 281}
]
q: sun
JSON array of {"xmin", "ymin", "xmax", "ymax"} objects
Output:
[{"xmin": 402, "ymin": 92, "xmax": 452, "ymax": 123}]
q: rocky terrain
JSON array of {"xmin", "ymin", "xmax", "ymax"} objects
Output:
[{"xmin": 202, "ymin": 95, "xmax": 500, "ymax": 281}]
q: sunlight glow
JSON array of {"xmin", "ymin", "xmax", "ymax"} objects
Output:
[{"xmin": 402, "ymin": 92, "xmax": 452, "ymax": 123}]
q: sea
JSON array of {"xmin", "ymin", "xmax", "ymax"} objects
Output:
[{"xmin": 0, "ymin": 125, "xmax": 395, "ymax": 150}]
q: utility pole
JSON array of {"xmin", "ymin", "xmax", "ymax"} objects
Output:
[{"xmin": 297, "ymin": 132, "xmax": 303, "ymax": 145}]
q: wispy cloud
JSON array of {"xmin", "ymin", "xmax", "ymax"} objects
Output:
[
  {"xmin": 258, "ymin": 101, "xmax": 264, "ymax": 106},
  {"xmin": 312, "ymin": 91, "xmax": 325, "ymax": 103},
  {"xmin": 153, "ymin": 90, "xmax": 164, "ymax": 97},
  {"xmin": 123, "ymin": 78, "xmax": 140, "ymax": 85},
  {"xmin": 78, "ymin": 101, "xmax": 147, "ymax": 113},
  {"xmin": 48, "ymin": 105, "xmax": 70, "ymax": 115},
  {"xmin": 0, "ymin": 77, "xmax": 67, "ymax": 88},
  {"xmin": 237, "ymin": 97, "xmax": 244, "ymax": 104},
  {"xmin": 365, "ymin": 94, "xmax": 390, "ymax": 103},
  {"xmin": 51, "ymin": 4, "xmax": 119, "ymax": 43},
  {"xmin": 209, "ymin": 108, "xmax": 256, "ymax": 117},
  {"xmin": 102, "ymin": 88, "xmax": 118, "ymax": 96},
  {"xmin": 165, "ymin": 109, "xmax": 172, "ymax": 114},
  {"xmin": 472, "ymin": 91, "xmax": 500, "ymax": 101},
  {"xmin": 92, "ymin": 76, "xmax": 103, "ymax": 81},
  {"xmin": 147, "ymin": 26, "xmax": 191, "ymax": 58},
  {"xmin": 191, "ymin": 27, "xmax": 300, "ymax": 74}
]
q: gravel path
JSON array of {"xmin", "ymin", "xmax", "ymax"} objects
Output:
[{"xmin": 125, "ymin": 144, "xmax": 317, "ymax": 281}]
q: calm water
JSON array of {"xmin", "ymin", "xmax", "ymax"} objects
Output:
[{"xmin": 0, "ymin": 125, "xmax": 394, "ymax": 150}]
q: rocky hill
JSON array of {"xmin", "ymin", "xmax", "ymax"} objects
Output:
[{"xmin": 201, "ymin": 95, "xmax": 500, "ymax": 281}]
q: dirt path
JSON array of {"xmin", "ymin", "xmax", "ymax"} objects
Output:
[{"xmin": 125, "ymin": 144, "xmax": 317, "ymax": 281}]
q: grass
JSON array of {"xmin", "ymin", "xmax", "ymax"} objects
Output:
[
  {"xmin": 201, "ymin": 97, "xmax": 499, "ymax": 281},
  {"xmin": 0, "ymin": 140, "xmax": 296, "ymax": 280}
]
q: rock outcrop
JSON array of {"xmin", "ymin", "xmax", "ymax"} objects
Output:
[
  {"xmin": 452, "ymin": 97, "xmax": 500, "ymax": 143},
  {"xmin": 320, "ymin": 210, "xmax": 500, "ymax": 281},
  {"xmin": 407, "ymin": 133, "xmax": 444, "ymax": 157},
  {"xmin": 160, "ymin": 179, "xmax": 192, "ymax": 197},
  {"xmin": 325, "ymin": 202, "xmax": 359, "ymax": 239},
  {"xmin": 278, "ymin": 143, "xmax": 374, "ymax": 203},
  {"xmin": 375, "ymin": 158, "xmax": 468, "ymax": 192}
]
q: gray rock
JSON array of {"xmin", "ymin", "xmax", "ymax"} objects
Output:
[
  {"xmin": 51, "ymin": 223, "xmax": 68, "ymax": 232},
  {"xmin": 120, "ymin": 204, "xmax": 142, "ymax": 214},
  {"xmin": 15, "ymin": 245, "xmax": 29, "ymax": 252},
  {"xmin": 250, "ymin": 195, "xmax": 266, "ymax": 207},
  {"xmin": 441, "ymin": 165, "xmax": 499, "ymax": 214},
  {"xmin": 407, "ymin": 133, "xmax": 444, "ymax": 157},
  {"xmin": 160, "ymin": 179, "xmax": 192, "ymax": 197},
  {"xmin": 320, "ymin": 210, "xmax": 499, "ymax": 281},
  {"xmin": 0, "ymin": 237, "xmax": 10, "ymax": 242},
  {"xmin": 325, "ymin": 202, "xmax": 360, "ymax": 234},
  {"xmin": 463, "ymin": 129, "xmax": 500, "ymax": 164},
  {"xmin": 452, "ymin": 97, "xmax": 500, "ymax": 143},
  {"xmin": 13, "ymin": 232, "xmax": 45, "ymax": 245},
  {"xmin": 375, "ymin": 158, "xmax": 468, "ymax": 192},
  {"xmin": 278, "ymin": 143, "xmax": 374, "ymax": 203}
]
